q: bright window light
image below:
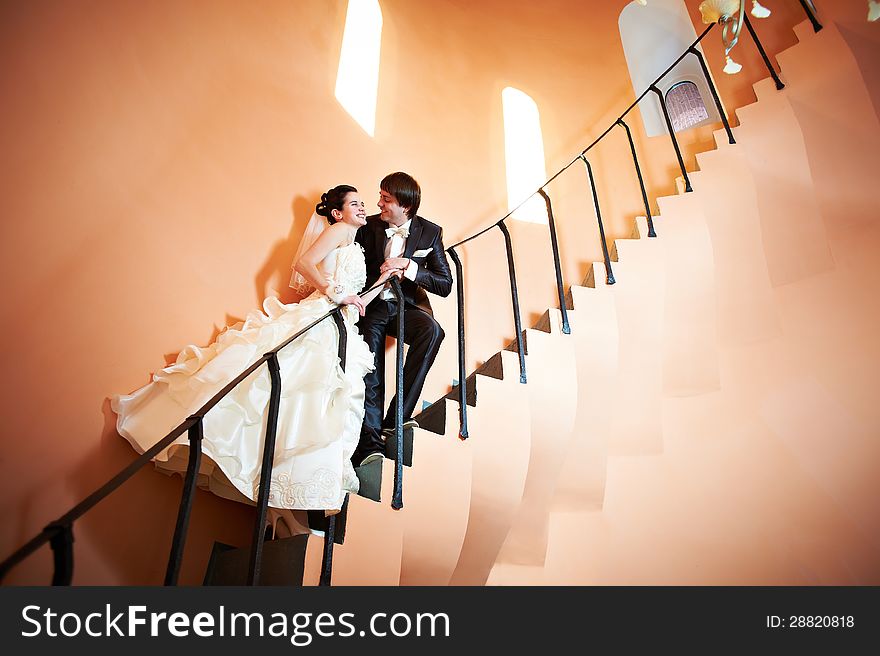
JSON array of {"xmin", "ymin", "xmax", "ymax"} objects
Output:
[
  {"xmin": 335, "ymin": 0, "xmax": 382, "ymax": 137},
  {"xmin": 502, "ymin": 87, "xmax": 548, "ymax": 224}
]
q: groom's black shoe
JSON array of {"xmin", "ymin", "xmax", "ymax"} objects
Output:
[
  {"xmin": 358, "ymin": 451, "xmax": 384, "ymax": 467},
  {"xmin": 381, "ymin": 419, "xmax": 419, "ymax": 438},
  {"xmin": 353, "ymin": 425, "xmax": 386, "ymax": 469}
]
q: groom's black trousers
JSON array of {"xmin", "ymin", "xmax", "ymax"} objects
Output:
[{"xmin": 356, "ymin": 298, "xmax": 444, "ymax": 455}]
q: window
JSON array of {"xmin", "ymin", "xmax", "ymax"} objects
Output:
[
  {"xmin": 618, "ymin": 0, "xmax": 721, "ymax": 137},
  {"xmin": 502, "ymin": 87, "xmax": 548, "ymax": 224},
  {"xmin": 335, "ymin": 0, "xmax": 383, "ymax": 137},
  {"xmin": 665, "ymin": 81, "xmax": 710, "ymax": 132}
]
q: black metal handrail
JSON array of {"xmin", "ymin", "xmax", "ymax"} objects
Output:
[
  {"xmin": 319, "ymin": 511, "xmax": 338, "ymax": 587},
  {"xmin": 616, "ymin": 118, "xmax": 656, "ymax": 238},
  {"xmin": 165, "ymin": 417, "xmax": 204, "ymax": 585},
  {"xmin": 316, "ymin": 309, "xmax": 350, "ymax": 586},
  {"xmin": 0, "ymin": 278, "xmax": 391, "ymax": 585},
  {"xmin": 448, "ymin": 247, "xmax": 469, "ymax": 438},
  {"xmin": 742, "ymin": 14, "xmax": 786, "ymax": 90},
  {"xmin": 440, "ymin": 5, "xmax": 801, "ymax": 326},
  {"xmin": 247, "ymin": 351, "xmax": 283, "ymax": 586},
  {"xmin": 48, "ymin": 523, "xmax": 73, "ymax": 586},
  {"xmin": 446, "ymin": 9, "xmax": 811, "ymax": 253},
  {"xmin": 389, "ymin": 278, "xmax": 407, "ymax": 510},
  {"xmin": 798, "ymin": 0, "xmax": 823, "ymax": 32},
  {"xmin": 687, "ymin": 47, "xmax": 737, "ymax": 144},
  {"xmin": 579, "ymin": 155, "xmax": 616, "ymax": 286},
  {"xmin": 497, "ymin": 220, "xmax": 527, "ymax": 384},
  {"xmin": 537, "ymin": 189, "xmax": 572, "ymax": 335},
  {"xmin": 651, "ymin": 85, "xmax": 694, "ymax": 193}
]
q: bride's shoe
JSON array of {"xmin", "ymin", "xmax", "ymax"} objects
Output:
[{"xmin": 266, "ymin": 508, "xmax": 312, "ymax": 539}]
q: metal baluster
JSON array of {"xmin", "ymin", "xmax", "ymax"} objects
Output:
[
  {"xmin": 579, "ymin": 156, "xmax": 616, "ymax": 285},
  {"xmin": 247, "ymin": 353, "xmax": 282, "ymax": 585},
  {"xmin": 390, "ymin": 278, "xmax": 406, "ymax": 509},
  {"xmin": 448, "ymin": 247, "xmax": 469, "ymax": 437},
  {"xmin": 319, "ymin": 512, "xmax": 337, "ymax": 587},
  {"xmin": 742, "ymin": 14, "xmax": 786, "ymax": 90},
  {"xmin": 47, "ymin": 523, "xmax": 73, "ymax": 586},
  {"xmin": 650, "ymin": 86, "xmax": 693, "ymax": 193},
  {"xmin": 687, "ymin": 47, "xmax": 738, "ymax": 142},
  {"xmin": 315, "ymin": 309, "xmax": 350, "ymax": 586},
  {"xmin": 497, "ymin": 221, "xmax": 527, "ymax": 383},
  {"xmin": 798, "ymin": 0, "xmax": 823, "ymax": 32},
  {"xmin": 616, "ymin": 119, "xmax": 657, "ymax": 237},
  {"xmin": 164, "ymin": 416, "xmax": 203, "ymax": 585},
  {"xmin": 536, "ymin": 189, "xmax": 571, "ymax": 334}
]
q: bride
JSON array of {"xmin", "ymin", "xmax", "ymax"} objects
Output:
[{"xmin": 112, "ymin": 184, "xmax": 396, "ymax": 520}]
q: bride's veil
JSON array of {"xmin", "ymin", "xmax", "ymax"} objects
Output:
[{"xmin": 289, "ymin": 211, "xmax": 327, "ymax": 295}]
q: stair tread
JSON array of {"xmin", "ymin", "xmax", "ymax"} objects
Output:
[{"xmin": 203, "ymin": 535, "xmax": 309, "ymax": 586}]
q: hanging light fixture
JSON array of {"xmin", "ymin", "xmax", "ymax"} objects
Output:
[
  {"xmin": 750, "ymin": 1, "xmax": 771, "ymax": 18},
  {"xmin": 699, "ymin": 0, "xmax": 771, "ymax": 75}
]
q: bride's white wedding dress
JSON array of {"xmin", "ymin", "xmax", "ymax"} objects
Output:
[{"xmin": 112, "ymin": 241, "xmax": 373, "ymax": 513}]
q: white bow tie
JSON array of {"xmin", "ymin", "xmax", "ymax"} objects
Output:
[{"xmin": 385, "ymin": 225, "xmax": 410, "ymax": 239}]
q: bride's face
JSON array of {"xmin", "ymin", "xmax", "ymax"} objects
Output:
[{"xmin": 335, "ymin": 192, "xmax": 367, "ymax": 227}]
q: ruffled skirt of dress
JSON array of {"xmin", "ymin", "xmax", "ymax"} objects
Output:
[{"xmin": 111, "ymin": 294, "xmax": 374, "ymax": 513}]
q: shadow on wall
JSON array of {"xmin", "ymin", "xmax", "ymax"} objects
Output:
[
  {"xmin": 154, "ymin": 194, "xmax": 319, "ymax": 368},
  {"xmin": 255, "ymin": 194, "xmax": 321, "ymax": 307}
]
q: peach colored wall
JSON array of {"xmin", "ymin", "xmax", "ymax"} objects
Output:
[{"xmin": 0, "ymin": 0, "xmax": 860, "ymax": 584}]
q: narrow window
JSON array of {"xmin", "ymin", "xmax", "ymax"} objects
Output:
[
  {"xmin": 335, "ymin": 0, "xmax": 383, "ymax": 137},
  {"xmin": 502, "ymin": 87, "xmax": 548, "ymax": 224}
]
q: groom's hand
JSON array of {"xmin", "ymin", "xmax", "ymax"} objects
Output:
[{"xmin": 381, "ymin": 257, "xmax": 410, "ymax": 274}]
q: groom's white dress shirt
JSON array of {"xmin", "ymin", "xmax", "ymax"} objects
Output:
[{"xmin": 381, "ymin": 218, "xmax": 418, "ymax": 300}]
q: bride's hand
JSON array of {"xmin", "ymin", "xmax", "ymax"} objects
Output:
[
  {"xmin": 340, "ymin": 294, "xmax": 366, "ymax": 316},
  {"xmin": 377, "ymin": 267, "xmax": 404, "ymax": 284}
]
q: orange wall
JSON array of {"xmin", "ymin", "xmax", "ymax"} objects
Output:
[{"xmin": 0, "ymin": 0, "xmax": 856, "ymax": 584}]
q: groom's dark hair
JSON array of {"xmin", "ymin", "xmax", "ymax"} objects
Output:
[{"xmin": 381, "ymin": 172, "xmax": 420, "ymax": 219}]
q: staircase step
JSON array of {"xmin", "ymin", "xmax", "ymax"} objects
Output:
[
  {"xmin": 634, "ymin": 215, "xmax": 655, "ymax": 241},
  {"xmin": 502, "ymin": 307, "xmax": 561, "ymax": 356},
  {"xmin": 504, "ymin": 330, "xmax": 530, "ymax": 356},
  {"xmin": 399, "ymin": 427, "xmax": 474, "ymax": 584},
  {"xmin": 310, "ymin": 468, "xmax": 405, "ymax": 585},
  {"xmin": 203, "ymin": 535, "xmax": 309, "ymax": 585},
  {"xmin": 415, "ymin": 350, "xmax": 508, "ymax": 435},
  {"xmin": 307, "ymin": 494, "xmax": 350, "ymax": 544},
  {"xmin": 412, "ymin": 397, "xmax": 448, "ymax": 435},
  {"xmin": 384, "ymin": 425, "xmax": 414, "ymax": 467},
  {"xmin": 354, "ymin": 458, "xmax": 383, "ymax": 502},
  {"xmin": 793, "ymin": 18, "xmax": 819, "ymax": 43},
  {"xmin": 674, "ymin": 176, "xmax": 687, "ymax": 195},
  {"xmin": 753, "ymin": 75, "xmax": 783, "ymax": 103},
  {"xmin": 446, "ymin": 373, "xmax": 477, "ymax": 407},
  {"xmin": 713, "ymin": 125, "xmax": 737, "ymax": 149}
]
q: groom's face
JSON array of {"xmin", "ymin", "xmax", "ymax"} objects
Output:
[{"xmin": 378, "ymin": 190, "xmax": 409, "ymax": 226}]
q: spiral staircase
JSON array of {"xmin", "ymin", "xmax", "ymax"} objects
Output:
[
  {"xmin": 5, "ymin": 9, "xmax": 878, "ymax": 588},
  {"xmin": 275, "ymin": 17, "xmax": 880, "ymax": 586}
]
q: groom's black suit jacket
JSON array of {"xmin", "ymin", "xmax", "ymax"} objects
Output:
[{"xmin": 356, "ymin": 214, "xmax": 453, "ymax": 315}]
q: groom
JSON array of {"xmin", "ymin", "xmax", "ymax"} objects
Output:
[{"xmin": 353, "ymin": 171, "xmax": 453, "ymax": 467}]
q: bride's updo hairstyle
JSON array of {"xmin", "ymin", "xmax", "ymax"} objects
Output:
[{"xmin": 315, "ymin": 184, "xmax": 357, "ymax": 224}]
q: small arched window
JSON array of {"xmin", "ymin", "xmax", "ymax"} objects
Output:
[
  {"xmin": 619, "ymin": 0, "xmax": 721, "ymax": 137},
  {"xmin": 665, "ymin": 81, "xmax": 710, "ymax": 133}
]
